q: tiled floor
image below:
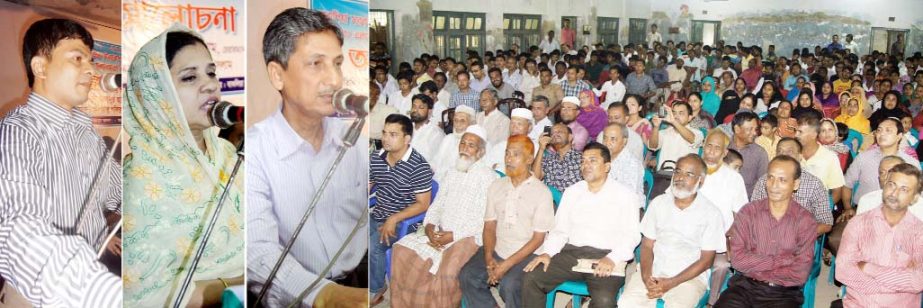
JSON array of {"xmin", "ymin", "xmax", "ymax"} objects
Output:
[{"xmin": 377, "ymin": 262, "xmax": 841, "ymax": 308}]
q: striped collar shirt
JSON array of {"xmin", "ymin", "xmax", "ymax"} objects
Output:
[
  {"xmin": 751, "ymin": 170, "xmax": 834, "ymax": 225},
  {"xmin": 449, "ymin": 88, "xmax": 481, "ymax": 111},
  {"xmin": 369, "ymin": 148, "xmax": 434, "ymax": 222},
  {"xmin": 729, "ymin": 199, "xmax": 817, "ymax": 287},
  {"xmin": 0, "ymin": 93, "xmax": 121, "ymax": 306},
  {"xmin": 836, "ymin": 208, "xmax": 923, "ymax": 308}
]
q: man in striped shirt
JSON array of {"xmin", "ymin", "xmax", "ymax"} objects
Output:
[
  {"xmin": 716, "ymin": 156, "xmax": 817, "ymax": 307},
  {"xmin": 369, "ymin": 114, "xmax": 434, "ymax": 305},
  {"xmin": 0, "ymin": 18, "xmax": 121, "ymax": 307},
  {"xmin": 836, "ymin": 163, "xmax": 923, "ymax": 307}
]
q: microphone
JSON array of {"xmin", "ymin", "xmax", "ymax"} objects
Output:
[
  {"xmin": 333, "ymin": 88, "xmax": 369, "ymax": 117},
  {"xmin": 209, "ymin": 101, "xmax": 244, "ymax": 129},
  {"xmin": 101, "ymin": 73, "xmax": 121, "ymax": 92}
]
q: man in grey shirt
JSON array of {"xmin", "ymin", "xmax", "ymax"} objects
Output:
[{"xmin": 625, "ymin": 60, "xmax": 657, "ymax": 102}]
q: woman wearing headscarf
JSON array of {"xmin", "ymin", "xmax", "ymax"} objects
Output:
[
  {"xmin": 122, "ymin": 25, "xmax": 245, "ymax": 307},
  {"xmin": 700, "ymin": 76, "xmax": 721, "ymax": 117},
  {"xmin": 835, "ymin": 97, "xmax": 871, "ymax": 135},
  {"xmin": 715, "ymin": 77, "xmax": 747, "ymax": 123},
  {"xmin": 791, "ymin": 88, "xmax": 823, "ymax": 120},
  {"xmin": 576, "ymin": 89, "xmax": 607, "ymax": 140},
  {"xmin": 869, "ymin": 90, "xmax": 907, "ymax": 131}
]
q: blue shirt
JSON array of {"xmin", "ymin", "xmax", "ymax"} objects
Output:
[
  {"xmin": 246, "ymin": 109, "xmax": 369, "ymax": 306},
  {"xmin": 450, "ymin": 88, "xmax": 481, "ymax": 111},
  {"xmin": 369, "ymin": 148, "xmax": 433, "ymax": 221}
]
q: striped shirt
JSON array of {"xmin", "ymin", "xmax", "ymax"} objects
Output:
[
  {"xmin": 836, "ymin": 208, "xmax": 923, "ymax": 307},
  {"xmin": 751, "ymin": 170, "xmax": 834, "ymax": 225},
  {"xmin": 246, "ymin": 110, "xmax": 369, "ymax": 306},
  {"xmin": 0, "ymin": 93, "xmax": 121, "ymax": 306},
  {"xmin": 449, "ymin": 88, "xmax": 480, "ymax": 111},
  {"xmin": 369, "ymin": 148, "xmax": 433, "ymax": 222},
  {"xmin": 729, "ymin": 199, "xmax": 817, "ymax": 287}
]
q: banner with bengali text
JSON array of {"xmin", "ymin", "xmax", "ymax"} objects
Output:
[
  {"xmin": 311, "ymin": 0, "xmax": 369, "ymax": 98},
  {"xmin": 122, "ymin": 0, "xmax": 245, "ymax": 106}
]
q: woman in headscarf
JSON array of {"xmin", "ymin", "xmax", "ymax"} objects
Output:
[
  {"xmin": 835, "ymin": 97, "xmax": 871, "ymax": 135},
  {"xmin": 849, "ymin": 85, "xmax": 872, "ymax": 118},
  {"xmin": 122, "ymin": 26, "xmax": 244, "ymax": 307},
  {"xmin": 791, "ymin": 88, "xmax": 823, "ymax": 120},
  {"xmin": 576, "ymin": 89, "xmax": 607, "ymax": 140},
  {"xmin": 700, "ymin": 76, "xmax": 721, "ymax": 117},
  {"xmin": 869, "ymin": 90, "xmax": 907, "ymax": 131},
  {"xmin": 716, "ymin": 77, "xmax": 747, "ymax": 122}
]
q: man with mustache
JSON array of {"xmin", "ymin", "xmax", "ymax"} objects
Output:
[
  {"xmin": 432, "ymin": 105, "xmax": 476, "ymax": 182},
  {"xmin": 248, "ymin": 8, "xmax": 368, "ymax": 307},
  {"xmin": 0, "ymin": 18, "xmax": 121, "ymax": 307},
  {"xmin": 408, "ymin": 94, "xmax": 445, "ymax": 163},
  {"xmin": 837, "ymin": 163, "xmax": 923, "ymax": 307},
  {"xmin": 618, "ymin": 154, "xmax": 726, "ymax": 307},
  {"xmin": 389, "ymin": 125, "xmax": 497, "ymax": 307},
  {"xmin": 524, "ymin": 142, "xmax": 642, "ymax": 308},
  {"xmin": 856, "ymin": 156, "xmax": 923, "ymax": 219},
  {"xmin": 476, "ymin": 88, "xmax": 510, "ymax": 148},
  {"xmin": 459, "ymin": 134, "xmax": 554, "ymax": 308},
  {"xmin": 696, "ymin": 130, "xmax": 749, "ymax": 306},
  {"xmin": 715, "ymin": 156, "xmax": 817, "ymax": 307},
  {"xmin": 485, "ymin": 108, "xmax": 536, "ymax": 172},
  {"xmin": 533, "ymin": 122, "xmax": 583, "ymax": 193}
]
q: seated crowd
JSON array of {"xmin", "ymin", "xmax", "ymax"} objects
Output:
[{"xmin": 368, "ymin": 35, "xmax": 923, "ymax": 308}]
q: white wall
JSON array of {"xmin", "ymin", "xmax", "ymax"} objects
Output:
[{"xmin": 374, "ymin": 0, "xmax": 923, "ymax": 65}]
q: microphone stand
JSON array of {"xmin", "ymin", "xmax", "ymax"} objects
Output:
[
  {"xmin": 172, "ymin": 139, "xmax": 245, "ymax": 308},
  {"xmin": 255, "ymin": 116, "xmax": 366, "ymax": 306}
]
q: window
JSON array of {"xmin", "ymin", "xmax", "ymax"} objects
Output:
[
  {"xmin": 691, "ymin": 20, "xmax": 721, "ymax": 47},
  {"xmin": 503, "ymin": 14, "xmax": 541, "ymax": 50},
  {"xmin": 597, "ymin": 17, "xmax": 619, "ymax": 46},
  {"xmin": 370, "ymin": 10, "xmax": 394, "ymax": 69},
  {"xmin": 628, "ymin": 18, "xmax": 648, "ymax": 45},
  {"xmin": 433, "ymin": 11, "xmax": 486, "ymax": 60}
]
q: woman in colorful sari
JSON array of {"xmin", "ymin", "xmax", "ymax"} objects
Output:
[
  {"xmin": 816, "ymin": 81, "xmax": 839, "ymax": 117},
  {"xmin": 575, "ymin": 89, "xmax": 608, "ymax": 140},
  {"xmin": 122, "ymin": 26, "xmax": 245, "ymax": 307}
]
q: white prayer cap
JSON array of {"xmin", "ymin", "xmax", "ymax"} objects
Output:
[
  {"xmin": 511, "ymin": 108, "xmax": 534, "ymax": 123},
  {"xmin": 464, "ymin": 125, "xmax": 488, "ymax": 143},
  {"xmin": 455, "ymin": 105, "xmax": 476, "ymax": 118},
  {"xmin": 561, "ymin": 96, "xmax": 579, "ymax": 107}
]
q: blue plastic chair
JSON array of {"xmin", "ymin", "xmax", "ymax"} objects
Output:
[
  {"xmin": 385, "ymin": 180, "xmax": 439, "ymax": 279},
  {"xmin": 545, "ymin": 270, "xmax": 716, "ymax": 308},
  {"xmin": 844, "ymin": 129, "xmax": 863, "ymax": 157},
  {"xmin": 644, "ymin": 169, "xmax": 654, "ymax": 207},
  {"xmin": 548, "ymin": 185, "xmax": 563, "ymax": 209}
]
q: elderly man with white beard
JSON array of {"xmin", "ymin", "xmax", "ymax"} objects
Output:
[
  {"xmin": 618, "ymin": 154, "xmax": 726, "ymax": 308},
  {"xmin": 485, "ymin": 108, "xmax": 538, "ymax": 173},
  {"xmin": 432, "ymin": 105, "xmax": 477, "ymax": 181},
  {"xmin": 389, "ymin": 125, "xmax": 499, "ymax": 307},
  {"xmin": 697, "ymin": 129, "xmax": 749, "ymax": 306}
]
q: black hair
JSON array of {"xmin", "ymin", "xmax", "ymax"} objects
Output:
[
  {"xmin": 732, "ymin": 111, "xmax": 759, "ymax": 129},
  {"xmin": 396, "ymin": 71, "xmax": 414, "ymax": 83},
  {"xmin": 418, "ymin": 80, "xmax": 438, "ymax": 94},
  {"xmin": 724, "ymin": 149, "xmax": 743, "ymax": 165},
  {"xmin": 488, "ymin": 67, "xmax": 502, "ymax": 76},
  {"xmin": 770, "ymin": 155, "xmax": 803, "ymax": 180},
  {"xmin": 412, "ymin": 93, "xmax": 434, "ymax": 109},
  {"xmin": 166, "ymin": 32, "xmax": 208, "ymax": 68},
  {"xmin": 763, "ymin": 114, "xmax": 779, "ymax": 128},
  {"xmin": 673, "ymin": 101, "xmax": 692, "ymax": 114},
  {"xmin": 608, "ymin": 102, "xmax": 629, "ymax": 114},
  {"xmin": 263, "ymin": 8, "xmax": 343, "ymax": 68},
  {"xmin": 385, "ymin": 113, "xmax": 413, "ymax": 136},
  {"xmin": 22, "ymin": 18, "xmax": 94, "ymax": 87},
  {"xmin": 583, "ymin": 142, "xmax": 611, "ymax": 163},
  {"xmin": 778, "ymin": 137, "xmax": 803, "ymax": 152}
]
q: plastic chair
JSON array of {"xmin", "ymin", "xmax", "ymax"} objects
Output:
[
  {"xmin": 844, "ymin": 129, "xmax": 863, "ymax": 157},
  {"xmin": 548, "ymin": 185, "xmax": 563, "ymax": 210},
  {"xmin": 546, "ymin": 270, "xmax": 715, "ymax": 308},
  {"xmin": 385, "ymin": 180, "xmax": 439, "ymax": 279},
  {"xmin": 644, "ymin": 169, "xmax": 654, "ymax": 207}
]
